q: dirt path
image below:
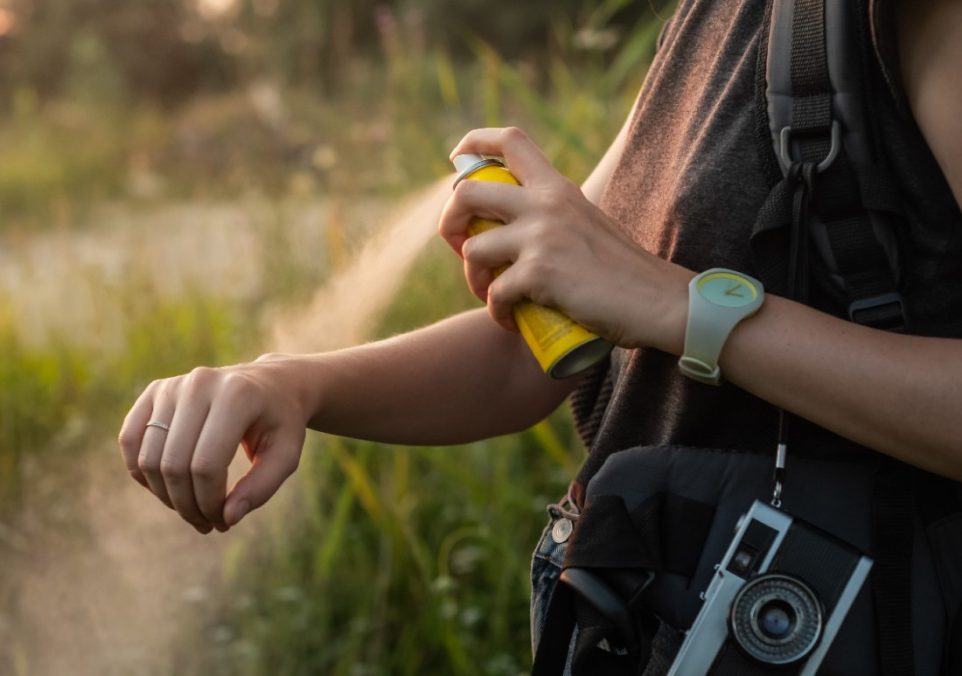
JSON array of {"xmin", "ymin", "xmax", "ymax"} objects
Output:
[{"xmin": 0, "ymin": 196, "xmax": 383, "ymax": 350}]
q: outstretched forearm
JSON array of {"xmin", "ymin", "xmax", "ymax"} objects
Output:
[
  {"xmin": 119, "ymin": 307, "xmax": 578, "ymax": 531},
  {"xmin": 267, "ymin": 308, "xmax": 578, "ymax": 445}
]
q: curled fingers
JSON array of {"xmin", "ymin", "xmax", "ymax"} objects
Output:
[
  {"xmin": 118, "ymin": 380, "xmax": 158, "ymax": 489},
  {"xmin": 189, "ymin": 376, "xmax": 264, "ymax": 530},
  {"xmin": 449, "ymin": 127, "xmax": 555, "ymax": 185},
  {"xmin": 460, "ymin": 225, "xmax": 524, "ymax": 302},
  {"xmin": 438, "ymin": 179, "xmax": 524, "ymax": 256},
  {"xmin": 160, "ymin": 368, "xmax": 219, "ymax": 533},
  {"xmin": 135, "ymin": 380, "xmax": 178, "ymax": 510}
]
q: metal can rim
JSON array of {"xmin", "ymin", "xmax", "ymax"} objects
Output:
[{"xmin": 452, "ymin": 156, "xmax": 506, "ymax": 189}]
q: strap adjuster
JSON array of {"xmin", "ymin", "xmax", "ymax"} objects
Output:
[
  {"xmin": 778, "ymin": 120, "xmax": 841, "ymax": 174},
  {"xmin": 848, "ymin": 292, "xmax": 905, "ymax": 330}
]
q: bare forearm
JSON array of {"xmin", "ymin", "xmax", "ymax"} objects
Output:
[
  {"xmin": 278, "ymin": 309, "xmax": 577, "ymax": 445},
  {"xmin": 715, "ymin": 296, "xmax": 962, "ymax": 480}
]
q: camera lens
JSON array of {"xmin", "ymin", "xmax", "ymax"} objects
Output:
[
  {"xmin": 758, "ymin": 600, "xmax": 795, "ymax": 639},
  {"xmin": 729, "ymin": 573, "xmax": 822, "ymax": 665}
]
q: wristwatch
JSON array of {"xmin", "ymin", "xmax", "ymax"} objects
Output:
[{"xmin": 678, "ymin": 268, "xmax": 765, "ymax": 386}]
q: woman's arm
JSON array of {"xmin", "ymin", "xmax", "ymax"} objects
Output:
[
  {"xmin": 118, "ymin": 128, "xmax": 631, "ymax": 533},
  {"xmin": 441, "ymin": 10, "xmax": 962, "ymax": 484},
  {"xmin": 718, "ymin": 0, "xmax": 962, "ymax": 480}
]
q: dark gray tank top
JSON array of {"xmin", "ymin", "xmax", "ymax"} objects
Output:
[{"xmin": 573, "ymin": 0, "xmax": 962, "ymax": 491}]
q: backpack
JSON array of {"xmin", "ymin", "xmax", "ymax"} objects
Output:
[{"xmin": 532, "ymin": 1, "xmax": 962, "ymax": 674}]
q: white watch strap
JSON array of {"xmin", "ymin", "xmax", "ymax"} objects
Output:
[{"xmin": 679, "ymin": 269, "xmax": 765, "ymax": 386}]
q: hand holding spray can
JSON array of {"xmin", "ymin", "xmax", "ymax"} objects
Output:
[{"xmin": 452, "ymin": 153, "xmax": 612, "ymax": 379}]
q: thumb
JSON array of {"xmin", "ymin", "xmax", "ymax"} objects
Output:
[{"xmin": 223, "ymin": 433, "xmax": 303, "ymax": 526}]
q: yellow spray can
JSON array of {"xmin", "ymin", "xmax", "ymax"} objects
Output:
[{"xmin": 452, "ymin": 153, "xmax": 612, "ymax": 379}]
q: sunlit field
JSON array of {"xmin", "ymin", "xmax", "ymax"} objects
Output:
[{"xmin": 0, "ymin": 1, "xmax": 668, "ymax": 673}]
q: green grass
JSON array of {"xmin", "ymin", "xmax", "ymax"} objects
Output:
[{"xmin": 182, "ymin": 435, "xmax": 576, "ymax": 676}]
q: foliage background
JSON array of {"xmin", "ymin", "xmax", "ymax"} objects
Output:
[{"xmin": 0, "ymin": 1, "xmax": 671, "ymax": 673}]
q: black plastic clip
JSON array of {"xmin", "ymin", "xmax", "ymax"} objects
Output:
[
  {"xmin": 848, "ymin": 292, "xmax": 906, "ymax": 331},
  {"xmin": 559, "ymin": 568, "xmax": 654, "ymax": 652}
]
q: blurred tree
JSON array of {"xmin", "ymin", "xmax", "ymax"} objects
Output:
[
  {"xmin": 1, "ymin": 0, "xmax": 232, "ymax": 107},
  {"xmin": 234, "ymin": 0, "xmax": 406, "ymax": 94},
  {"xmin": 0, "ymin": 0, "xmax": 676, "ymax": 108}
]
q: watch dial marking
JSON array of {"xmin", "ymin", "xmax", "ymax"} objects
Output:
[
  {"xmin": 697, "ymin": 272, "xmax": 759, "ymax": 308},
  {"xmin": 724, "ymin": 282, "xmax": 745, "ymax": 297}
]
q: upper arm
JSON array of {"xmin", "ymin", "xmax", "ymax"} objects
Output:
[
  {"xmin": 581, "ymin": 113, "xmax": 633, "ymax": 205},
  {"xmin": 898, "ymin": 0, "xmax": 962, "ymax": 208}
]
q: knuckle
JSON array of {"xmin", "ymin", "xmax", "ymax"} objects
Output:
[
  {"xmin": 255, "ymin": 352, "xmax": 283, "ymax": 363},
  {"xmin": 138, "ymin": 453, "xmax": 160, "ymax": 476},
  {"xmin": 532, "ymin": 191, "xmax": 560, "ymax": 218},
  {"xmin": 526, "ymin": 219, "xmax": 552, "ymax": 243},
  {"xmin": 187, "ymin": 365, "xmax": 217, "ymax": 388},
  {"xmin": 283, "ymin": 454, "xmax": 300, "ymax": 478},
  {"xmin": 146, "ymin": 378, "xmax": 165, "ymax": 394},
  {"xmin": 488, "ymin": 279, "xmax": 511, "ymax": 309},
  {"xmin": 502, "ymin": 126, "xmax": 528, "ymax": 144},
  {"xmin": 544, "ymin": 184, "xmax": 573, "ymax": 210},
  {"xmin": 117, "ymin": 430, "xmax": 136, "ymax": 454},
  {"xmin": 452, "ymin": 179, "xmax": 478, "ymax": 206},
  {"xmin": 518, "ymin": 266, "xmax": 550, "ymax": 306},
  {"xmin": 221, "ymin": 371, "xmax": 256, "ymax": 401},
  {"xmin": 524, "ymin": 252, "xmax": 552, "ymax": 281},
  {"xmin": 459, "ymin": 129, "xmax": 481, "ymax": 144},
  {"xmin": 159, "ymin": 457, "xmax": 187, "ymax": 481},
  {"xmin": 453, "ymin": 177, "xmax": 475, "ymax": 197},
  {"xmin": 190, "ymin": 457, "xmax": 220, "ymax": 482},
  {"xmin": 460, "ymin": 237, "xmax": 477, "ymax": 260},
  {"xmin": 487, "ymin": 279, "xmax": 503, "ymax": 304},
  {"xmin": 160, "ymin": 374, "xmax": 184, "ymax": 390}
]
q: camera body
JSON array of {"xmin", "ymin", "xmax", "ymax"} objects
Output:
[{"xmin": 668, "ymin": 500, "xmax": 872, "ymax": 675}]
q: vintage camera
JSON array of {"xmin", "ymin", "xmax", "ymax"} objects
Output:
[{"xmin": 668, "ymin": 501, "xmax": 872, "ymax": 675}]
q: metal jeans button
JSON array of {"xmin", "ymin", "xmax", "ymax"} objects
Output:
[{"xmin": 551, "ymin": 517, "xmax": 573, "ymax": 544}]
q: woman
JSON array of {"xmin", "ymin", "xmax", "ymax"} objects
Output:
[{"xmin": 119, "ymin": 0, "xmax": 962, "ymax": 672}]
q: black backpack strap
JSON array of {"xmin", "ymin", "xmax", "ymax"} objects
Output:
[
  {"xmin": 755, "ymin": 2, "xmax": 916, "ymax": 675},
  {"xmin": 752, "ymin": 0, "xmax": 908, "ymax": 331}
]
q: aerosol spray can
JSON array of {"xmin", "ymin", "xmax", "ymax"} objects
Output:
[{"xmin": 452, "ymin": 153, "xmax": 612, "ymax": 379}]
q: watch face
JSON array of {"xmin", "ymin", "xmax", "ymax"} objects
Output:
[{"xmin": 696, "ymin": 271, "xmax": 760, "ymax": 308}]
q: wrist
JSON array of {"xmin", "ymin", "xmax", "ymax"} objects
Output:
[
  {"xmin": 254, "ymin": 352, "xmax": 325, "ymax": 427},
  {"xmin": 654, "ymin": 265, "xmax": 697, "ymax": 356}
]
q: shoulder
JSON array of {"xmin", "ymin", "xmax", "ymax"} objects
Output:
[{"xmin": 894, "ymin": 0, "xmax": 962, "ymax": 208}]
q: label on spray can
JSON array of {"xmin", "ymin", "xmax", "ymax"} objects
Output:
[{"xmin": 452, "ymin": 153, "xmax": 612, "ymax": 379}]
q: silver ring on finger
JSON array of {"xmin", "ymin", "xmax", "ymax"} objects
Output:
[{"xmin": 145, "ymin": 420, "xmax": 171, "ymax": 433}]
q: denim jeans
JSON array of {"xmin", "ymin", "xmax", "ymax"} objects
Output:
[{"xmin": 530, "ymin": 496, "xmax": 579, "ymax": 674}]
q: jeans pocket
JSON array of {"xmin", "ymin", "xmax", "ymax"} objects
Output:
[
  {"xmin": 530, "ymin": 506, "xmax": 577, "ymax": 658},
  {"xmin": 531, "ymin": 517, "xmax": 563, "ymax": 656}
]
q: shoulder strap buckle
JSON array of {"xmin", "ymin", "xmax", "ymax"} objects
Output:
[{"xmin": 778, "ymin": 120, "xmax": 842, "ymax": 174}]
